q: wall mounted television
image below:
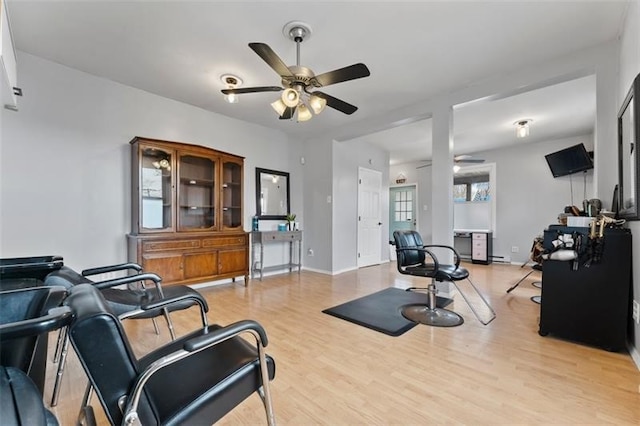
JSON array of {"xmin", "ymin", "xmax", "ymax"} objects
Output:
[{"xmin": 544, "ymin": 143, "xmax": 594, "ymax": 178}]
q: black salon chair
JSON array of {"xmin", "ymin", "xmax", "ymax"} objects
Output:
[
  {"xmin": 0, "ymin": 286, "xmax": 71, "ymax": 395},
  {"xmin": 65, "ymin": 284, "xmax": 276, "ymax": 426},
  {"xmin": 43, "ymin": 264, "xmax": 209, "ymax": 406},
  {"xmin": 393, "ymin": 230, "xmax": 496, "ymax": 327}
]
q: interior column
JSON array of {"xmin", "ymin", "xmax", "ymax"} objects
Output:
[{"xmin": 430, "ymin": 103, "xmax": 456, "ymax": 297}]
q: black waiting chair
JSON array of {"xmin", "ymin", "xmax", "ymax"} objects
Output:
[
  {"xmin": 65, "ymin": 283, "xmax": 276, "ymax": 426},
  {"xmin": 393, "ymin": 230, "xmax": 496, "ymax": 327},
  {"xmin": 43, "ymin": 264, "xmax": 209, "ymax": 406},
  {"xmin": 0, "ymin": 286, "xmax": 71, "ymax": 395}
]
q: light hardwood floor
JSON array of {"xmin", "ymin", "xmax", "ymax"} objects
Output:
[{"xmin": 45, "ymin": 261, "xmax": 640, "ymax": 425}]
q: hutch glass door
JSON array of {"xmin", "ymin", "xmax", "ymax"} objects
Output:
[
  {"xmin": 222, "ymin": 158, "xmax": 243, "ymax": 229},
  {"xmin": 178, "ymin": 154, "xmax": 216, "ymax": 230},
  {"xmin": 140, "ymin": 146, "xmax": 173, "ymax": 231}
]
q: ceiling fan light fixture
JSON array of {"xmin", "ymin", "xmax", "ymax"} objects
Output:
[
  {"xmin": 221, "ymin": 74, "xmax": 243, "ymax": 104},
  {"xmin": 514, "ymin": 119, "xmax": 532, "ymax": 138},
  {"xmin": 281, "ymin": 88, "xmax": 300, "ymax": 107},
  {"xmin": 271, "ymin": 99, "xmax": 287, "ymax": 116},
  {"xmin": 297, "ymin": 103, "xmax": 312, "ymax": 122},
  {"xmin": 309, "ymin": 94, "xmax": 327, "ymax": 114}
]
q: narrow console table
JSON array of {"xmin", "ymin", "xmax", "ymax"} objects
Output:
[{"xmin": 251, "ymin": 230, "xmax": 302, "ymax": 280}]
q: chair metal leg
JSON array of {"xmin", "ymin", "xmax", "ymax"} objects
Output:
[
  {"xmin": 51, "ymin": 329, "xmax": 71, "ymax": 406},
  {"xmin": 162, "ymin": 307, "xmax": 177, "ymax": 340},
  {"xmin": 77, "ymin": 383, "xmax": 96, "ymax": 426},
  {"xmin": 506, "ymin": 270, "xmax": 535, "ymax": 293},
  {"xmin": 401, "ymin": 281, "xmax": 464, "ymax": 327},
  {"xmin": 257, "ymin": 345, "xmax": 276, "ymax": 426},
  {"xmin": 151, "ymin": 317, "xmax": 160, "ymax": 335},
  {"xmin": 450, "ymin": 277, "xmax": 497, "ymax": 325},
  {"xmin": 53, "ymin": 326, "xmax": 67, "ymax": 363}
]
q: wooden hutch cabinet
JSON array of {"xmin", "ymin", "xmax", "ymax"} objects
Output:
[{"xmin": 127, "ymin": 137, "xmax": 249, "ymax": 286}]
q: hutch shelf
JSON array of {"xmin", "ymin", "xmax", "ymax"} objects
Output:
[{"xmin": 127, "ymin": 137, "xmax": 248, "ymax": 286}]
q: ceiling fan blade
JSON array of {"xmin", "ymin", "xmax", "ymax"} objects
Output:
[
  {"xmin": 279, "ymin": 106, "xmax": 296, "ymax": 120},
  {"xmin": 313, "ymin": 91, "xmax": 358, "ymax": 115},
  {"xmin": 221, "ymin": 86, "xmax": 283, "ymax": 95},
  {"xmin": 314, "ymin": 63, "xmax": 370, "ymax": 87},
  {"xmin": 249, "ymin": 43, "xmax": 294, "ymax": 78},
  {"xmin": 456, "ymin": 159, "xmax": 485, "ymax": 163}
]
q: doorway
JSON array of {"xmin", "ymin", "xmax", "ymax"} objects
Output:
[
  {"xmin": 357, "ymin": 167, "xmax": 382, "ymax": 267},
  {"xmin": 389, "ymin": 185, "xmax": 417, "ymax": 242}
]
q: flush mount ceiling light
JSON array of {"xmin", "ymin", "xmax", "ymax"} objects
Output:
[
  {"xmin": 220, "ymin": 21, "xmax": 370, "ymax": 122},
  {"xmin": 220, "ymin": 74, "xmax": 243, "ymax": 104},
  {"xmin": 514, "ymin": 119, "xmax": 533, "ymax": 138}
]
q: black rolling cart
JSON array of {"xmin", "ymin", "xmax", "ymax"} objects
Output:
[{"xmin": 538, "ymin": 226, "xmax": 632, "ymax": 352}]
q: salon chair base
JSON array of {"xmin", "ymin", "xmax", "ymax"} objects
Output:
[{"xmin": 401, "ymin": 304, "xmax": 464, "ymax": 327}]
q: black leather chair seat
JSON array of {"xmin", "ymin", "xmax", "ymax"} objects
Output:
[
  {"xmin": 0, "ymin": 366, "xmax": 59, "ymax": 426},
  {"xmin": 138, "ymin": 326, "xmax": 276, "ymax": 425}
]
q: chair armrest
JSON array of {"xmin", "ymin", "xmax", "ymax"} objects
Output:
[
  {"xmin": 395, "ymin": 246, "xmax": 440, "ymax": 270},
  {"xmin": 91, "ymin": 273, "xmax": 162, "ymax": 292},
  {"xmin": 81, "ymin": 262, "xmax": 143, "ymax": 277},
  {"xmin": 122, "ymin": 320, "xmax": 271, "ymax": 426},
  {"xmin": 0, "ymin": 306, "xmax": 72, "ymax": 341},
  {"xmin": 184, "ymin": 320, "xmax": 268, "ymax": 351},
  {"xmin": 423, "ymin": 244, "xmax": 462, "ymax": 267}
]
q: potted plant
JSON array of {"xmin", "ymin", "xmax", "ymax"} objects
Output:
[{"xmin": 286, "ymin": 213, "xmax": 296, "ymax": 231}]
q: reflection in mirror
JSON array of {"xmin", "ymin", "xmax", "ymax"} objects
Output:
[
  {"xmin": 256, "ymin": 168, "xmax": 290, "ymax": 219},
  {"xmin": 618, "ymin": 73, "xmax": 639, "ymax": 220},
  {"xmin": 141, "ymin": 147, "xmax": 172, "ymax": 229}
]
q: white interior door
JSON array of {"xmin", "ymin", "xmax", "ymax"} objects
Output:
[{"xmin": 357, "ymin": 167, "xmax": 382, "ymax": 267}]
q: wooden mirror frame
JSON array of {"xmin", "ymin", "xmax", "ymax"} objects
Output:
[
  {"xmin": 255, "ymin": 167, "xmax": 290, "ymax": 220},
  {"xmin": 617, "ymin": 73, "xmax": 640, "ymax": 220}
]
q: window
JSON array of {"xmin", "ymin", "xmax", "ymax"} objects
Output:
[
  {"xmin": 394, "ymin": 190, "xmax": 413, "ymax": 222},
  {"xmin": 453, "ymin": 174, "xmax": 490, "ymax": 202}
]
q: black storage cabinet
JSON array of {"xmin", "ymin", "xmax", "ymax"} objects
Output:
[{"xmin": 538, "ymin": 226, "xmax": 632, "ymax": 352}]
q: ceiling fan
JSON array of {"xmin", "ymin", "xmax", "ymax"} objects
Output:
[
  {"xmin": 416, "ymin": 155, "xmax": 485, "ymax": 169},
  {"xmin": 221, "ymin": 21, "xmax": 370, "ymax": 122}
]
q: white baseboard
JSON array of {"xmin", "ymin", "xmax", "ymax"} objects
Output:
[{"xmin": 301, "ymin": 266, "xmax": 332, "ymax": 275}]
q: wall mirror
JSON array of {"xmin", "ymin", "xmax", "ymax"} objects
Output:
[
  {"xmin": 618, "ymin": 73, "xmax": 639, "ymax": 220},
  {"xmin": 256, "ymin": 167, "xmax": 290, "ymax": 219}
]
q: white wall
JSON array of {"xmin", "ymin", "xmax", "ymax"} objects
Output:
[
  {"xmin": 0, "ymin": 52, "xmax": 294, "ymax": 272},
  {"xmin": 618, "ymin": 0, "xmax": 640, "ymax": 368},
  {"xmin": 332, "ymin": 139, "xmax": 389, "ymax": 274}
]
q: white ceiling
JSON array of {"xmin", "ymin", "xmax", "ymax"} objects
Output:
[{"xmin": 7, "ymin": 1, "xmax": 627, "ymax": 163}]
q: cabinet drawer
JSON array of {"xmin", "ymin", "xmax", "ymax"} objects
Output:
[
  {"xmin": 472, "ymin": 233, "xmax": 487, "ymax": 241},
  {"xmin": 143, "ymin": 239, "xmax": 200, "ymax": 252},
  {"xmin": 202, "ymin": 235, "xmax": 246, "ymax": 248},
  {"xmin": 266, "ymin": 232, "xmax": 301, "ymax": 242},
  {"xmin": 472, "ymin": 249, "xmax": 487, "ymax": 260},
  {"xmin": 473, "ymin": 240, "xmax": 486, "ymax": 249}
]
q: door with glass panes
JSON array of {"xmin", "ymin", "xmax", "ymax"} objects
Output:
[{"xmin": 389, "ymin": 185, "xmax": 416, "ymax": 241}]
